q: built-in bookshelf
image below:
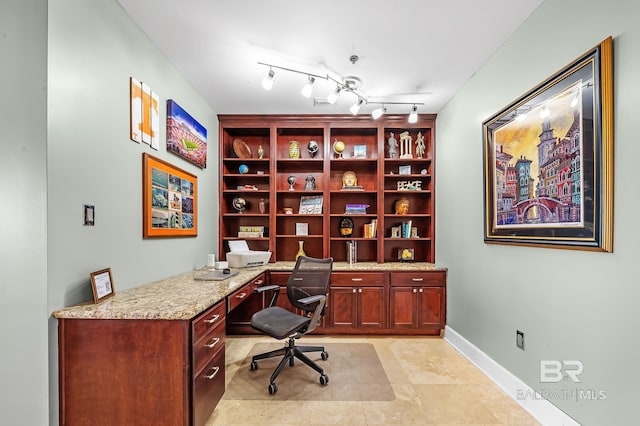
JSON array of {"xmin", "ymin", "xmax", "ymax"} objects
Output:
[{"xmin": 218, "ymin": 115, "xmax": 436, "ymax": 263}]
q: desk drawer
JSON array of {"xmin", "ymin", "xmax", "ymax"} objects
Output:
[
  {"xmin": 193, "ymin": 322, "xmax": 225, "ymax": 375},
  {"xmin": 192, "ymin": 302, "xmax": 225, "ymax": 343},
  {"xmin": 193, "ymin": 349, "xmax": 225, "ymax": 426},
  {"xmin": 268, "ymin": 272, "xmax": 290, "ymax": 286},
  {"xmin": 389, "ymin": 271, "xmax": 446, "ymax": 286},
  {"xmin": 331, "ymin": 272, "xmax": 385, "ymax": 286},
  {"xmin": 227, "ymin": 282, "xmax": 253, "ymax": 312}
]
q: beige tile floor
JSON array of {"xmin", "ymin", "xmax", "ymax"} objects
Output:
[{"xmin": 206, "ymin": 336, "xmax": 541, "ymax": 425}]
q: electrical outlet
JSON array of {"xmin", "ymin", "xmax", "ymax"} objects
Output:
[{"xmin": 516, "ymin": 330, "xmax": 525, "ymax": 350}]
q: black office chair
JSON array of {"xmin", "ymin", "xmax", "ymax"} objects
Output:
[{"xmin": 249, "ymin": 255, "xmax": 333, "ymax": 394}]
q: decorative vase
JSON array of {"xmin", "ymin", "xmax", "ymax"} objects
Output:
[
  {"xmin": 295, "ymin": 240, "xmax": 306, "ymax": 259},
  {"xmin": 289, "ymin": 140, "xmax": 300, "ymax": 159},
  {"xmin": 259, "ymin": 198, "xmax": 266, "ymax": 214}
]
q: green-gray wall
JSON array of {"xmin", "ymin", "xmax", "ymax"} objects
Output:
[
  {"xmin": 437, "ymin": 0, "xmax": 638, "ymax": 424},
  {"xmin": 1, "ymin": 1, "xmax": 49, "ymax": 425}
]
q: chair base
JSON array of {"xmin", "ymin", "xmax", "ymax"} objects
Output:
[{"xmin": 250, "ymin": 337, "xmax": 329, "ymax": 393}]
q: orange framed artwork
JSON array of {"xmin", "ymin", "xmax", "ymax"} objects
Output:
[{"xmin": 142, "ymin": 153, "xmax": 197, "ymax": 238}]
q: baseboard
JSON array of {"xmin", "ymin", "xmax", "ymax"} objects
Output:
[{"xmin": 444, "ymin": 326, "xmax": 580, "ymax": 426}]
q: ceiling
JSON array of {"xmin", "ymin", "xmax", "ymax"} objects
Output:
[{"xmin": 116, "ymin": 0, "xmax": 543, "ymax": 116}]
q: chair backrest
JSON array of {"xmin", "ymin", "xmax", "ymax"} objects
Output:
[{"xmin": 287, "ymin": 256, "xmax": 333, "ymax": 314}]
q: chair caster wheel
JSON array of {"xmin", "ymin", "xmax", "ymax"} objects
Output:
[
  {"xmin": 250, "ymin": 361, "xmax": 258, "ymax": 371},
  {"xmin": 319, "ymin": 374, "xmax": 329, "ymax": 385},
  {"xmin": 268, "ymin": 383, "xmax": 278, "ymax": 394},
  {"xmin": 321, "ymin": 351, "xmax": 329, "ymax": 360}
]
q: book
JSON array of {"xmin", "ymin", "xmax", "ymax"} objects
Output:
[
  {"xmin": 237, "ymin": 231, "xmax": 263, "ymax": 238},
  {"xmin": 299, "ymin": 195, "xmax": 323, "ymax": 214}
]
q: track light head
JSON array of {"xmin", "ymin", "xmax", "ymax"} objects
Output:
[
  {"xmin": 327, "ymin": 85, "xmax": 342, "ymax": 104},
  {"xmin": 349, "ymin": 99, "xmax": 365, "ymax": 115},
  {"xmin": 301, "ymin": 76, "xmax": 315, "ymax": 98},
  {"xmin": 262, "ymin": 68, "xmax": 275, "ymax": 91},
  {"xmin": 408, "ymin": 105, "xmax": 418, "ymax": 123},
  {"xmin": 371, "ymin": 105, "xmax": 386, "ymax": 120}
]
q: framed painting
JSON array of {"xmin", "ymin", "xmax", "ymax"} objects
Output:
[
  {"xmin": 143, "ymin": 153, "xmax": 197, "ymax": 238},
  {"xmin": 482, "ymin": 37, "xmax": 613, "ymax": 251},
  {"xmin": 166, "ymin": 99, "xmax": 207, "ymax": 168}
]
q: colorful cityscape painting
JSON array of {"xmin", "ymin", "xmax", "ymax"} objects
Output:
[
  {"xmin": 166, "ymin": 99, "xmax": 207, "ymax": 168},
  {"xmin": 492, "ymin": 82, "xmax": 584, "ymax": 229}
]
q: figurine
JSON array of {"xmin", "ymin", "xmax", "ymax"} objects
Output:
[
  {"xmin": 387, "ymin": 132, "xmax": 398, "ymax": 158},
  {"xmin": 394, "ymin": 197, "xmax": 410, "ymax": 215},
  {"xmin": 304, "ymin": 175, "xmax": 317, "ymax": 190},
  {"xmin": 415, "ymin": 132, "xmax": 425, "ymax": 158},
  {"xmin": 341, "ymin": 170, "xmax": 362, "ymax": 189},
  {"xmin": 257, "ymin": 145, "xmax": 264, "ymax": 159}
]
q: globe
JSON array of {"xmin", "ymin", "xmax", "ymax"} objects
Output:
[
  {"xmin": 307, "ymin": 140, "xmax": 319, "ymax": 157},
  {"xmin": 238, "ymin": 164, "xmax": 249, "ymax": 174},
  {"xmin": 332, "ymin": 140, "xmax": 345, "ymax": 158},
  {"xmin": 232, "ymin": 196, "xmax": 246, "ymax": 213}
]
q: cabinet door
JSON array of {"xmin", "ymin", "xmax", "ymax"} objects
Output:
[
  {"xmin": 389, "ymin": 287, "xmax": 417, "ymax": 328},
  {"xmin": 358, "ymin": 287, "xmax": 386, "ymax": 328},
  {"xmin": 417, "ymin": 287, "xmax": 445, "ymax": 328},
  {"xmin": 328, "ymin": 287, "xmax": 357, "ymax": 328}
]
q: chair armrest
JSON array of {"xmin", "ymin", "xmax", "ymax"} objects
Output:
[
  {"xmin": 254, "ymin": 284, "xmax": 280, "ymax": 294},
  {"xmin": 298, "ymin": 294, "xmax": 325, "ymax": 305}
]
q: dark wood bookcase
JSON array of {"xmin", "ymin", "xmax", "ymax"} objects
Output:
[{"xmin": 218, "ymin": 114, "xmax": 437, "ymax": 263}]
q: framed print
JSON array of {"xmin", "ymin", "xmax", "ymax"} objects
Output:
[
  {"xmin": 166, "ymin": 99, "xmax": 208, "ymax": 169},
  {"xmin": 143, "ymin": 153, "xmax": 197, "ymax": 238},
  {"xmin": 90, "ymin": 268, "xmax": 115, "ymax": 303},
  {"xmin": 483, "ymin": 37, "xmax": 613, "ymax": 251}
]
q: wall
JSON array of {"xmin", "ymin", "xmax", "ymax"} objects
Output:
[
  {"xmin": 0, "ymin": 1, "xmax": 49, "ymax": 425},
  {"xmin": 436, "ymin": 0, "xmax": 639, "ymax": 424},
  {"xmin": 46, "ymin": 0, "xmax": 217, "ymax": 423}
]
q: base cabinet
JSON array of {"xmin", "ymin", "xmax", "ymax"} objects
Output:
[
  {"xmin": 58, "ymin": 301, "xmax": 226, "ymax": 426},
  {"xmin": 389, "ymin": 271, "xmax": 446, "ymax": 333}
]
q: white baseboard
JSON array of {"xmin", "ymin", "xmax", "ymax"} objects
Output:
[{"xmin": 444, "ymin": 325, "xmax": 580, "ymax": 426}]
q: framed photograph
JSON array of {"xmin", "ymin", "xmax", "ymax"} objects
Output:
[
  {"xmin": 483, "ymin": 37, "xmax": 613, "ymax": 251},
  {"xmin": 353, "ymin": 145, "xmax": 367, "ymax": 159},
  {"xmin": 398, "ymin": 165, "xmax": 411, "ymax": 175},
  {"xmin": 299, "ymin": 195, "xmax": 323, "ymax": 214},
  {"xmin": 143, "ymin": 153, "xmax": 197, "ymax": 238},
  {"xmin": 295, "ymin": 222, "xmax": 309, "ymax": 236},
  {"xmin": 398, "ymin": 248, "xmax": 415, "ymax": 262},
  {"xmin": 90, "ymin": 268, "xmax": 115, "ymax": 303},
  {"xmin": 166, "ymin": 99, "xmax": 208, "ymax": 169}
]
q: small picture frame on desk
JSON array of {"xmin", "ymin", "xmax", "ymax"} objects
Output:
[{"xmin": 90, "ymin": 268, "xmax": 115, "ymax": 303}]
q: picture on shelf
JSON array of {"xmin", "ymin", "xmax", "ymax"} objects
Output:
[
  {"xmin": 298, "ymin": 195, "xmax": 323, "ymax": 214},
  {"xmin": 398, "ymin": 248, "xmax": 415, "ymax": 262},
  {"xmin": 398, "ymin": 165, "xmax": 412, "ymax": 175},
  {"xmin": 295, "ymin": 223, "xmax": 309, "ymax": 236},
  {"xmin": 353, "ymin": 145, "xmax": 367, "ymax": 159}
]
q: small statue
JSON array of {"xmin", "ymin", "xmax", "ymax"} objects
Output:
[
  {"xmin": 394, "ymin": 197, "xmax": 410, "ymax": 215},
  {"xmin": 304, "ymin": 175, "xmax": 316, "ymax": 190},
  {"xmin": 257, "ymin": 145, "xmax": 264, "ymax": 159},
  {"xmin": 387, "ymin": 132, "xmax": 398, "ymax": 158},
  {"xmin": 399, "ymin": 131, "xmax": 413, "ymax": 159},
  {"xmin": 341, "ymin": 170, "xmax": 362, "ymax": 189},
  {"xmin": 415, "ymin": 132, "xmax": 426, "ymax": 158}
]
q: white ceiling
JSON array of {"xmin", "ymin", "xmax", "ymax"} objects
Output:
[{"xmin": 116, "ymin": 0, "xmax": 543, "ymax": 116}]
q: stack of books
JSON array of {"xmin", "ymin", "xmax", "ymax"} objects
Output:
[
  {"xmin": 345, "ymin": 204, "xmax": 369, "ymax": 214},
  {"xmin": 238, "ymin": 225, "xmax": 265, "ymax": 238}
]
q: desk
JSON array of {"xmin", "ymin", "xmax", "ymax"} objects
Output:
[{"xmin": 53, "ymin": 262, "xmax": 445, "ymax": 425}]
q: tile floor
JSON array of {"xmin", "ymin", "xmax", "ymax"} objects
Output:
[{"xmin": 206, "ymin": 336, "xmax": 541, "ymax": 425}]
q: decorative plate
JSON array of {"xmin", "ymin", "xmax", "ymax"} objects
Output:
[{"xmin": 233, "ymin": 139, "xmax": 252, "ymax": 158}]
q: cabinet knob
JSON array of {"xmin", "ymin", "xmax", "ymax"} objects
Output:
[
  {"xmin": 358, "ymin": 288, "xmax": 362, "ymax": 293},
  {"xmin": 352, "ymin": 288, "xmax": 357, "ymax": 293},
  {"xmin": 204, "ymin": 314, "xmax": 220, "ymax": 324},
  {"xmin": 419, "ymin": 288, "xmax": 423, "ymax": 293},
  {"xmin": 413, "ymin": 288, "xmax": 417, "ymax": 293}
]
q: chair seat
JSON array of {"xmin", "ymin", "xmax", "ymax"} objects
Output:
[{"xmin": 251, "ymin": 306, "xmax": 311, "ymax": 339}]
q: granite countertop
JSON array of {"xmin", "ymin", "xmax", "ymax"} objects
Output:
[{"xmin": 52, "ymin": 261, "xmax": 446, "ymax": 321}]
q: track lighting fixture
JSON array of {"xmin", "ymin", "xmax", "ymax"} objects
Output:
[
  {"xmin": 258, "ymin": 61, "xmax": 424, "ymax": 122},
  {"xmin": 349, "ymin": 98, "xmax": 365, "ymax": 115},
  {"xmin": 408, "ymin": 105, "xmax": 418, "ymax": 123},
  {"xmin": 301, "ymin": 76, "xmax": 315, "ymax": 98},
  {"xmin": 262, "ymin": 68, "xmax": 275, "ymax": 91},
  {"xmin": 371, "ymin": 105, "xmax": 386, "ymax": 120}
]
